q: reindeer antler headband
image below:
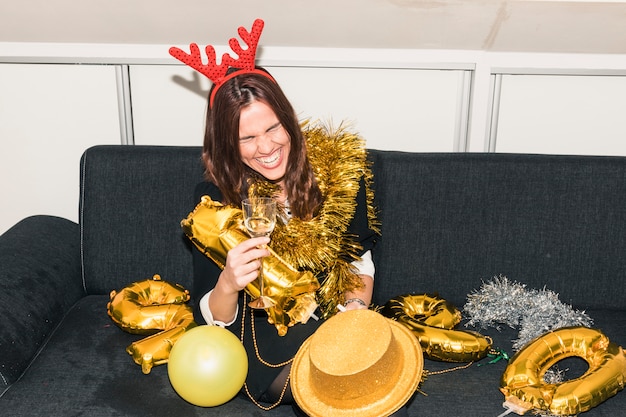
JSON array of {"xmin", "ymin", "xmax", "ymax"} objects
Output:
[{"xmin": 169, "ymin": 18, "xmax": 274, "ymax": 107}]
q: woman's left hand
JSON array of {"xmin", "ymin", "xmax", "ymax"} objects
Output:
[
  {"xmin": 341, "ymin": 274, "xmax": 374, "ymax": 312},
  {"xmin": 343, "ymin": 298, "xmax": 368, "ymax": 311}
]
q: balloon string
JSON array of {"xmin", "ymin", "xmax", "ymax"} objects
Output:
[
  {"xmin": 478, "ymin": 347, "xmax": 510, "ymax": 366},
  {"xmin": 496, "ymin": 408, "xmax": 515, "ymax": 417}
]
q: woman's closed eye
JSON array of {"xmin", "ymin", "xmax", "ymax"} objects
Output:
[{"xmin": 239, "ymin": 123, "xmax": 282, "ymax": 142}]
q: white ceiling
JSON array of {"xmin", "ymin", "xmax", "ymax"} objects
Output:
[{"xmin": 1, "ymin": 0, "xmax": 625, "ymax": 54}]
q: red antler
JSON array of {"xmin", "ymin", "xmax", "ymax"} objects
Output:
[
  {"xmin": 169, "ymin": 19, "xmax": 265, "ymax": 88},
  {"xmin": 169, "ymin": 43, "xmax": 234, "ymax": 82}
]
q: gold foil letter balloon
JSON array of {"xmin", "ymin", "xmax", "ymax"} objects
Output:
[
  {"xmin": 107, "ymin": 274, "xmax": 196, "ymax": 373},
  {"xmin": 181, "ymin": 195, "xmax": 320, "ymax": 336},
  {"xmin": 500, "ymin": 326, "xmax": 626, "ymax": 415},
  {"xmin": 382, "ymin": 293, "xmax": 492, "ymax": 362}
]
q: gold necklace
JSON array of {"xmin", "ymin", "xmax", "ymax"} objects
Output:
[{"xmin": 240, "ymin": 293, "xmax": 293, "ymax": 410}]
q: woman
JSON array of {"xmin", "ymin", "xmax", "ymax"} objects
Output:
[{"xmin": 189, "ymin": 66, "xmax": 380, "ymax": 412}]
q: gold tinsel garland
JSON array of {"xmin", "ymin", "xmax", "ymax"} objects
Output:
[{"xmin": 250, "ymin": 122, "xmax": 379, "ymax": 318}]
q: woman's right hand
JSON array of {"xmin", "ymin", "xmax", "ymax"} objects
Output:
[
  {"xmin": 207, "ymin": 236, "xmax": 269, "ymax": 324},
  {"xmin": 217, "ymin": 236, "xmax": 270, "ymax": 294}
]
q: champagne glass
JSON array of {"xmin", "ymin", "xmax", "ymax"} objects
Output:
[{"xmin": 242, "ymin": 197, "xmax": 277, "ymax": 309}]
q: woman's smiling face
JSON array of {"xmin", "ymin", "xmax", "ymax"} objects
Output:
[{"xmin": 238, "ymin": 100, "xmax": 291, "ymax": 184}]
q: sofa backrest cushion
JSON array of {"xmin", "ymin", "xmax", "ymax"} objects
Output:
[
  {"xmin": 369, "ymin": 150, "xmax": 626, "ymax": 311},
  {"xmin": 79, "ymin": 145, "xmax": 626, "ymax": 313},
  {"xmin": 79, "ymin": 145, "xmax": 204, "ymax": 294}
]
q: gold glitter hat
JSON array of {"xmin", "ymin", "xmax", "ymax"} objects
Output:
[{"xmin": 291, "ymin": 309, "xmax": 423, "ymax": 417}]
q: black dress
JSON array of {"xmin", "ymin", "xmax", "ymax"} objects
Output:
[{"xmin": 191, "ymin": 179, "xmax": 377, "ymax": 402}]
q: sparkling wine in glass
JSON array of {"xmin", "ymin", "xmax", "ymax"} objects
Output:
[{"xmin": 242, "ymin": 197, "xmax": 277, "ymax": 309}]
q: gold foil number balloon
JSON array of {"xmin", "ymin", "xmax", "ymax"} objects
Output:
[
  {"xmin": 500, "ymin": 326, "xmax": 626, "ymax": 415},
  {"xmin": 107, "ymin": 274, "xmax": 197, "ymax": 373},
  {"xmin": 167, "ymin": 325, "xmax": 248, "ymax": 407},
  {"xmin": 382, "ymin": 293, "xmax": 492, "ymax": 362},
  {"xmin": 181, "ymin": 195, "xmax": 320, "ymax": 336}
]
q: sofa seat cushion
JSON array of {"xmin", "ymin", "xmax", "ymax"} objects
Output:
[
  {"xmin": 2, "ymin": 295, "xmax": 624, "ymax": 416},
  {"xmin": 0, "ymin": 295, "xmax": 293, "ymax": 417}
]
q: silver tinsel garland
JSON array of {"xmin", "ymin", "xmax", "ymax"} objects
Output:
[
  {"xmin": 465, "ymin": 276, "xmax": 595, "ymax": 417},
  {"xmin": 463, "ymin": 275, "xmax": 593, "ymax": 352}
]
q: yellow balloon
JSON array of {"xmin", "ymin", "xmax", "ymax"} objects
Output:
[
  {"xmin": 167, "ymin": 325, "xmax": 248, "ymax": 407},
  {"xmin": 382, "ymin": 293, "xmax": 492, "ymax": 362}
]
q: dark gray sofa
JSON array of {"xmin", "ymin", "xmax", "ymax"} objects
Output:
[{"xmin": 1, "ymin": 145, "xmax": 625, "ymax": 416}]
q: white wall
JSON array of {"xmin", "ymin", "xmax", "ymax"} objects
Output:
[
  {"xmin": 2, "ymin": 43, "xmax": 626, "ymax": 234},
  {"xmin": 493, "ymin": 73, "xmax": 626, "ymax": 155},
  {"xmin": 0, "ymin": 63, "xmax": 121, "ymax": 233},
  {"xmin": 129, "ymin": 64, "xmax": 466, "ymax": 151}
]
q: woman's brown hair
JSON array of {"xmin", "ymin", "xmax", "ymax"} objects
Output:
[{"xmin": 202, "ymin": 68, "xmax": 322, "ymax": 220}]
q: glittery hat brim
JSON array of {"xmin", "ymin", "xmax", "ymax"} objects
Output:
[{"xmin": 290, "ymin": 318, "xmax": 424, "ymax": 417}]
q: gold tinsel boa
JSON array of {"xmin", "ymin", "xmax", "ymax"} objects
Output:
[{"xmin": 250, "ymin": 122, "xmax": 379, "ymax": 318}]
